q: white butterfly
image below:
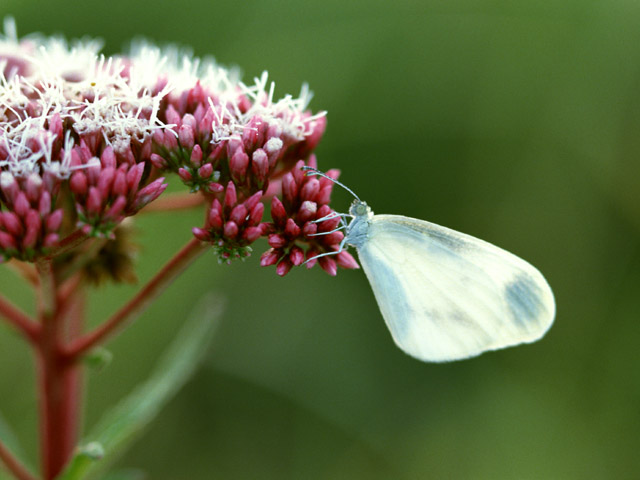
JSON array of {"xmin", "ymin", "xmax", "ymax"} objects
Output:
[{"xmin": 305, "ymin": 168, "xmax": 555, "ymax": 362}]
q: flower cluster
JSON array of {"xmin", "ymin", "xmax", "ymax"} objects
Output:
[{"xmin": 0, "ymin": 18, "xmax": 357, "ymax": 276}]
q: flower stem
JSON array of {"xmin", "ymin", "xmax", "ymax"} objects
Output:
[
  {"xmin": 0, "ymin": 439, "xmax": 38, "ymax": 480},
  {"xmin": 35, "ymin": 258, "xmax": 80, "ymax": 480},
  {"xmin": 41, "ymin": 229, "xmax": 89, "ymax": 260},
  {"xmin": 65, "ymin": 238, "xmax": 209, "ymax": 359},
  {"xmin": 139, "ymin": 191, "xmax": 205, "ymax": 213},
  {"xmin": 0, "ymin": 293, "xmax": 40, "ymax": 343}
]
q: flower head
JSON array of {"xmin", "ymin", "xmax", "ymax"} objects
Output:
[{"xmin": 0, "ymin": 18, "xmax": 357, "ymax": 276}]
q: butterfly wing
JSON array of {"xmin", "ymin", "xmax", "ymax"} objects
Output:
[{"xmin": 356, "ymin": 214, "xmax": 555, "ymax": 362}]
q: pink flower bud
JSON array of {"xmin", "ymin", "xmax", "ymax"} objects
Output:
[
  {"xmin": 323, "ymin": 232, "xmax": 343, "ymax": 245},
  {"xmin": 43, "ymin": 233, "xmax": 59, "ymax": 248},
  {"xmin": 23, "ymin": 211, "xmax": 41, "ymax": 248},
  {"xmin": 223, "ymin": 221, "xmax": 238, "ymax": 239},
  {"xmin": 97, "ymin": 167, "xmax": 115, "ymax": 199},
  {"xmin": 0, "ymin": 172, "xmax": 18, "ymax": 200},
  {"xmin": 207, "ymin": 206, "xmax": 223, "ymax": 230},
  {"xmin": 336, "ymin": 251, "xmax": 359, "ymax": 269},
  {"xmin": 319, "ymin": 256, "xmax": 337, "ymax": 276},
  {"xmin": 292, "ymin": 160, "xmax": 305, "ymax": 185},
  {"xmin": 46, "ymin": 209, "xmax": 63, "ymax": 232},
  {"xmin": 242, "ymin": 119, "xmax": 259, "ymax": 151},
  {"xmin": 163, "ymin": 130, "xmax": 178, "ymax": 150},
  {"xmin": 298, "ymin": 201, "xmax": 317, "ymax": 223},
  {"xmin": 25, "ymin": 173, "xmax": 43, "ymax": 203},
  {"xmin": 38, "ymin": 191, "xmax": 52, "ymax": 216},
  {"xmin": 113, "ymin": 170, "xmax": 128, "ymax": 196},
  {"xmin": 70, "ymin": 172, "xmax": 88, "ymax": 196},
  {"xmin": 1, "ymin": 212, "xmax": 23, "ymax": 236},
  {"xmin": 248, "ymin": 202, "xmax": 264, "ymax": 226},
  {"xmin": 199, "ymin": 108, "xmax": 214, "ymax": 136},
  {"xmin": 230, "ymin": 149, "xmax": 249, "ymax": 182},
  {"xmin": 260, "ymin": 249, "xmax": 280, "ymax": 267},
  {"xmin": 126, "ymin": 163, "xmax": 145, "ymax": 191},
  {"xmin": 282, "ymin": 173, "xmax": 297, "ymax": 206},
  {"xmin": 284, "ymin": 218, "xmax": 300, "ymax": 238},
  {"xmin": 192, "ymin": 227, "xmax": 209, "ymax": 241},
  {"xmin": 289, "ymin": 246, "xmax": 305, "ymax": 266},
  {"xmin": 305, "ymin": 248, "xmax": 319, "ymax": 268},
  {"xmin": 131, "ymin": 178, "xmax": 167, "ymax": 212},
  {"xmin": 300, "ymin": 178, "xmax": 320, "ymax": 201},
  {"xmin": 0, "ymin": 231, "xmax": 17, "ymax": 250},
  {"xmin": 264, "ymin": 137, "xmax": 283, "ymax": 155},
  {"xmin": 270, "ymin": 196, "xmax": 287, "ymax": 227},
  {"xmin": 209, "ymin": 142, "xmax": 225, "ymax": 162},
  {"xmin": 316, "ymin": 185, "xmax": 333, "ymax": 205},
  {"xmin": 244, "ymin": 191, "xmax": 263, "ymax": 210},
  {"xmin": 302, "ymin": 222, "xmax": 317, "ymax": 237},
  {"xmin": 85, "ymin": 157, "xmax": 102, "ymax": 184},
  {"xmin": 268, "ymin": 233, "xmax": 287, "ymax": 248},
  {"xmin": 251, "ymin": 149, "xmax": 269, "ymax": 183},
  {"xmin": 190, "ymin": 144, "xmax": 203, "ymax": 167},
  {"xmin": 87, "ymin": 187, "xmax": 103, "ymax": 215},
  {"xmin": 242, "ymin": 226, "xmax": 262, "ymax": 243},
  {"xmin": 150, "ymin": 153, "xmax": 168, "ymax": 169},
  {"xmin": 207, "ymin": 182, "xmax": 224, "ymax": 193},
  {"xmin": 100, "ymin": 146, "xmax": 117, "ymax": 169},
  {"xmin": 178, "ymin": 125, "xmax": 195, "ymax": 149},
  {"xmin": 224, "ymin": 181, "xmax": 237, "ymax": 208},
  {"xmin": 165, "ymin": 105, "xmax": 181, "ymax": 126},
  {"xmin": 178, "ymin": 167, "xmax": 192, "ymax": 182},
  {"xmin": 226, "ymin": 138, "xmax": 242, "ymax": 158},
  {"xmin": 276, "ymin": 257, "xmax": 292, "ymax": 277},
  {"xmin": 182, "ymin": 113, "xmax": 197, "ymax": 130},
  {"xmin": 198, "ymin": 163, "xmax": 213, "ymax": 179},
  {"xmin": 229, "ymin": 205, "xmax": 248, "ymax": 226},
  {"xmin": 106, "ymin": 195, "xmax": 127, "ymax": 218},
  {"xmin": 14, "ymin": 192, "xmax": 30, "ymax": 217},
  {"xmin": 25, "ymin": 209, "xmax": 41, "ymax": 231}
]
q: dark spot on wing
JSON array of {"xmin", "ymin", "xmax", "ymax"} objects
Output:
[{"xmin": 505, "ymin": 275, "xmax": 544, "ymax": 325}]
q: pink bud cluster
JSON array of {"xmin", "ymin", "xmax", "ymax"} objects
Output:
[
  {"xmin": 68, "ymin": 143, "xmax": 166, "ymax": 237},
  {"xmin": 192, "ymin": 182, "xmax": 264, "ymax": 262},
  {"xmin": 260, "ymin": 158, "xmax": 359, "ymax": 276},
  {"xmin": 0, "ymin": 170, "xmax": 62, "ymax": 261},
  {"xmin": 151, "ymin": 85, "xmax": 327, "ymax": 197}
]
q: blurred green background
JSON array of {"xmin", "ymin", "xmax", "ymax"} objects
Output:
[{"xmin": 1, "ymin": 0, "xmax": 639, "ymax": 478}]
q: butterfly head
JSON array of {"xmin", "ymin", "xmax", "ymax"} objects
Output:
[{"xmin": 349, "ymin": 200, "xmax": 373, "ymax": 219}]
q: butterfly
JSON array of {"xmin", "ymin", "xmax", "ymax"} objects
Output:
[{"xmin": 304, "ymin": 167, "xmax": 555, "ymax": 362}]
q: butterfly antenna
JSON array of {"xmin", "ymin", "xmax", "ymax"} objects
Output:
[
  {"xmin": 301, "ymin": 166, "xmax": 360, "ymax": 201},
  {"xmin": 301, "ymin": 235, "xmax": 349, "ymax": 265}
]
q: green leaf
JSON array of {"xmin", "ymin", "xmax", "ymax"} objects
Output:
[
  {"xmin": 98, "ymin": 469, "xmax": 145, "ymax": 480},
  {"xmin": 58, "ymin": 293, "xmax": 224, "ymax": 480},
  {"xmin": 56, "ymin": 442, "xmax": 104, "ymax": 480},
  {"xmin": 0, "ymin": 409, "xmax": 35, "ymax": 479},
  {"xmin": 0, "ymin": 411, "xmax": 24, "ymax": 462}
]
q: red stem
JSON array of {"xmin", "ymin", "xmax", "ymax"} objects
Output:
[
  {"xmin": 0, "ymin": 293, "xmax": 40, "ymax": 343},
  {"xmin": 41, "ymin": 229, "xmax": 89, "ymax": 260},
  {"xmin": 61, "ymin": 287, "xmax": 85, "ymax": 459},
  {"xmin": 0, "ymin": 440, "xmax": 37, "ymax": 480},
  {"xmin": 35, "ymin": 259, "xmax": 78, "ymax": 480},
  {"xmin": 65, "ymin": 238, "xmax": 208, "ymax": 359},
  {"xmin": 139, "ymin": 191, "xmax": 205, "ymax": 213}
]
